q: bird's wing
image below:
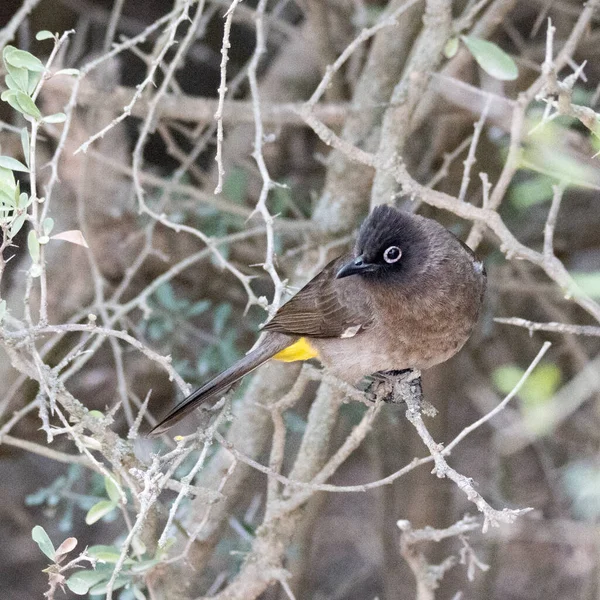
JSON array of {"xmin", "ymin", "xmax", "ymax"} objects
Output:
[{"xmin": 263, "ymin": 255, "xmax": 373, "ymax": 338}]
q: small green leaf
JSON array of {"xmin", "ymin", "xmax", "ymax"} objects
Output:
[
  {"xmin": 21, "ymin": 128, "xmax": 30, "ymax": 167},
  {"xmin": 461, "ymin": 35, "xmax": 518, "ymax": 81},
  {"xmin": 89, "ymin": 577, "xmax": 128, "ymax": 595},
  {"xmin": 85, "ymin": 499, "xmax": 117, "ymax": 525},
  {"xmin": 1, "ymin": 89, "xmax": 25, "ymax": 114},
  {"xmin": 28, "ymin": 229, "xmax": 40, "ymax": 262},
  {"xmin": 10, "ymin": 212, "xmax": 27, "ymax": 237},
  {"xmin": 571, "ymin": 272, "xmax": 600, "ymax": 299},
  {"xmin": 42, "ymin": 217, "xmax": 54, "ymax": 235},
  {"xmin": 444, "ymin": 37, "xmax": 459, "ymax": 59},
  {"xmin": 42, "ymin": 112, "xmax": 66, "ymax": 124},
  {"xmin": 130, "ymin": 558, "xmax": 159, "ymax": 574},
  {"xmin": 18, "ymin": 192, "xmax": 30, "ymax": 209},
  {"xmin": 88, "ymin": 545, "xmax": 129, "ymax": 563},
  {"xmin": 0, "ymin": 155, "xmax": 29, "ymax": 172},
  {"xmin": 36, "ymin": 30, "xmax": 55, "ymax": 41},
  {"xmin": 14, "ymin": 91, "xmax": 42, "ymax": 120},
  {"xmin": 0, "ymin": 184, "xmax": 16, "ymax": 208},
  {"xmin": 27, "ymin": 69, "xmax": 42, "ymax": 96},
  {"xmin": 104, "ymin": 476, "xmax": 121, "ymax": 504},
  {"xmin": 213, "ymin": 303, "xmax": 231, "ymax": 335},
  {"xmin": 0, "ymin": 299, "xmax": 7, "ymax": 324},
  {"xmin": 4, "ymin": 47, "xmax": 45, "ymax": 72},
  {"xmin": 493, "ymin": 362, "xmax": 561, "ymax": 406},
  {"xmin": 223, "ymin": 167, "xmax": 248, "ymax": 203},
  {"xmin": 509, "ymin": 176, "xmax": 553, "ymax": 209},
  {"xmin": 4, "ymin": 73, "xmax": 20, "ymax": 90},
  {"xmin": 32, "ymin": 525, "xmax": 56, "ymax": 561},
  {"xmin": 38, "ymin": 235, "xmax": 49, "ymax": 244},
  {"xmin": 4, "ymin": 65, "xmax": 28, "ymax": 92},
  {"xmin": 66, "ymin": 570, "xmax": 107, "ymax": 595},
  {"xmin": 186, "ymin": 299, "xmax": 211, "ymax": 317},
  {"xmin": 0, "ymin": 166, "xmax": 16, "ymax": 189}
]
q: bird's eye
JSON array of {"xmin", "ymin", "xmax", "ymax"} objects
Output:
[{"xmin": 383, "ymin": 246, "xmax": 402, "ymax": 263}]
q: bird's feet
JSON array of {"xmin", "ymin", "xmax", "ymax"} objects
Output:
[{"xmin": 365, "ymin": 369, "xmax": 423, "ymax": 405}]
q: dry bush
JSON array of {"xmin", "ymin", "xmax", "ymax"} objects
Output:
[{"xmin": 0, "ymin": 1, "xmax": 599, "ymax": 599}]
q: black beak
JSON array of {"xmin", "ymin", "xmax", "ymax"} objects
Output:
[{"xmin": 336, "ymin": 255, "xmax": 375, "ymax": 279}]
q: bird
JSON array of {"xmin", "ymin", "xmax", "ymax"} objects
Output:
[{"xmin": 149, "ymin": 205, "xmax": 486, "ymax": 435}]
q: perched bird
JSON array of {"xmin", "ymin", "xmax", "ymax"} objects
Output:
[{"xmin": 150, "ymin": 205, "xmax": 486, "ymax": 435}]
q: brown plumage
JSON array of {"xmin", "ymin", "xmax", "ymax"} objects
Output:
[{"xmin": 149, "ymin": 205, "xmax": 486, "ymax": 435}]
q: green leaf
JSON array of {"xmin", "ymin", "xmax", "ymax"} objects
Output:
[
  {"xmin": 89, "ymin": 577, "xmax": 129, "ymax": 595},
  {"xmin": 4, "ymin": 73, "xmax": 20, "ymax": 91},
  {"xmin": 1, "ymin": 90, "xmax": 25, "ymax": 114},
  {"xmin": 66, "ymin": 570, "xmax": 107, "ymax": 595},
  {"xmin": 18, "ymin": 191, "xmax": 30, "ymax": 209},
  {"xmin": 28, "ymin": 229, "xmax": 40, "ymax": 262},
  {"xmin": 32, "ymin": 525, "xmax": 56, "ymax": 561},
  {"xmin": 36, "ymin": 30, "xmax": 55, "ymax": 41},
  {"xmin": 4, "ymin": 65, "xmax": 28, "ymax": 92},
  {"xmin": 461, "ymin": 35, "xmax": 518, "ymax": 81},
  {"xmin": 21, "ymin": 128, "xmax": 30, "ymax": 167},
  {"xmin": 0, "ymin": 299, "xmax": 7, "ymax": 324},
  {"xmin": 509, "ymin": 176, "xmax": 553, "ymax": 209},
  {"xmin": 85, "ymin": 499, "xmax": 117, "ymax": 525},
  {"xmin": 0, "ymin": 155, "xmax": 29, "ymax": 172},
  {"xmin": 42, "ymin": 217, "xmax": 54, "ymax": 235},
  {"xmin": 186, "ymin": 299, "xmax": 211, "ymax": 317},
  {"xmin": 0, "ymin": 184, "xmax": 16, "ymax": 208},
  {"xmin": 42, "ymin": 112, "xmax": 66, "ymax": 124},
  {"xmin": 0, "ymin": 166, "xmax": 16, "ymax": 189},
  {"xmin": 130, "ymin": 558, "xmax": 159, "ymax": 574},
  {"xmin": 104, "ymin": 476, "xmax": 121, "ymax": 504},
  {"xmin": 87, "ymin": 545, "xmax": 129, "ymax": 563},
  {"xmin": 492, "ymin": 362, "xmax": 561, "ymax": 406},
  {"xmin": 4, "ymin": 46, "xmax": 45, "ymax": 72},
  {"xmin": 27, "ymin": 69, "xmax": 42, "ymax": 96},
  {"xmin": 223, "ymin": 167, "xmax": 248, "ymax": 203},
  {"xmin": 444, "ymin": 37, "xmax": 459, "ymax": 59},
  {"xmin": 10, "ymin": 212, "xmax": 27, "ymax": 237},
  {"xmin": 571, "ymin": 272, "xmax": 600, "ymax": 299},
  {"xmin": 14, "ymin": 91, "xmax": 42, "ymax": 120}
]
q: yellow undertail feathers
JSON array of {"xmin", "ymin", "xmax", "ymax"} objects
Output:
[{"xmin": 273, "ymin": 337, "xmax": 319, "ymax": 362}]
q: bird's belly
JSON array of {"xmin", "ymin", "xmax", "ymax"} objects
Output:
[{"xmin": 311, "ymin": 318, "xmax": 475, "ymax": 384}]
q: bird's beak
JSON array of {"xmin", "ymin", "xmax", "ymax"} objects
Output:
[{"xmin": 336, "ymin": 255, "xmax": 376, "ymax": 279}]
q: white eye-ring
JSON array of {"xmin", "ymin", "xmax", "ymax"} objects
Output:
[{"xmin": 383, "ymin": 245, "xmax": 402, "ymax": 263}]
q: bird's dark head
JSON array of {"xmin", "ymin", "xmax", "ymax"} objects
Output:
[{"xmin": 336, "ymin": 205, "xmax": 428, "ymax": 282}]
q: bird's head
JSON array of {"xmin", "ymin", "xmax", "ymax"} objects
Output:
[{"xmin": 336, "ymin": 205, "xmax": 429, "ymax": 282}]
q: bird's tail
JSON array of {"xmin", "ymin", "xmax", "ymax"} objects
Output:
[{"xmin": 149, "ymin": 333, "xmax": 295, "ymax": 436}]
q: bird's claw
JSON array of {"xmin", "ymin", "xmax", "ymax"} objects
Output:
[{"xmin": 366, "ymin": 369, "xmax": 423, "ymax": 405}]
